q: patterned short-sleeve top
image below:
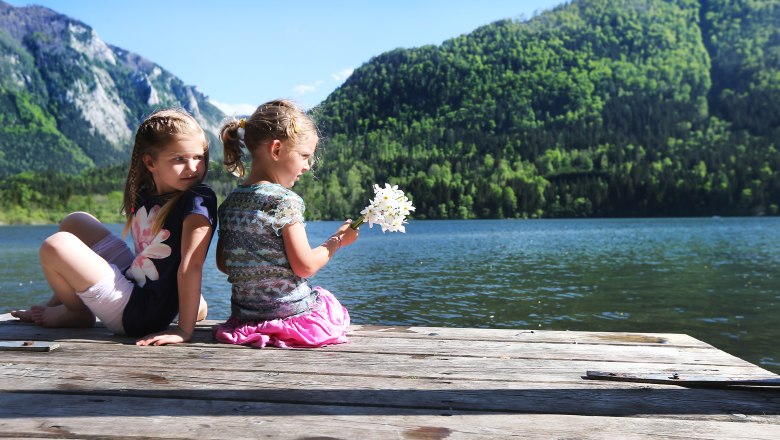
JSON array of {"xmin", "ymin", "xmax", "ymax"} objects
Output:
[{"xmin": 218, "ymin": 182, "xmax": 318, "ymax": 321}]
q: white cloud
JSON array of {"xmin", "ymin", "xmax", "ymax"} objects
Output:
[
  {"xmin": 331, "ymin": 68, "xmax": 354, "ymax": 82},
  {"xmin": 210, "ymin": 100, "xmax": 257, "ymax": 116},
  {"xmin": 292, "ymin": 80, "xmax": 325, "ymax": 96}
]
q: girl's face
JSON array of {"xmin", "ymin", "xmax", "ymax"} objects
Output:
[
  {"xmin": 144, "ymin": 135, "xmax": 207, "ymax": 195},
  {"xmin": 275, "ymin": 135, "xmax": 317, "ymax": 188}
]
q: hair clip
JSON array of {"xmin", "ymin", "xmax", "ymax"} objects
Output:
[{"xmin": 239, "ymin": 118, "xmax": 246, "ymax": 129}]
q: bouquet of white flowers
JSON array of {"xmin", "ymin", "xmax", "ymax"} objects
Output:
[{"xmin": 351, "ymin": 183, "xmax": 415, "ymax": 233}]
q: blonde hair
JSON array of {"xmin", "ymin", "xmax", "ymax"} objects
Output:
[
  {"xmin": 220, "ymin": 99, "xmax": 318, "ymax": 177},
  {"xmin": 122, "ymin": 108, "xmax": 209, "ymax": 237}
]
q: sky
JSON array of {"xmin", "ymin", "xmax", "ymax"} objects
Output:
[{"xmin": 7, "ymin": 0, "xmax": 566, "ymax": 115}]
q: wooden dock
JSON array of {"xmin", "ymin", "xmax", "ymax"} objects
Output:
[{"xmin": 1, "ymin": 313, "xmax": 779, "ymax": 439}]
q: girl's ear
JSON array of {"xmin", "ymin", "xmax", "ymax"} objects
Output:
[
  {"xmin": 269, "ymin": 140, "xmax": 283, "ymax": 161},
  {"xmin": 142, "ymin": 154, "xmax": 155, "ymax": 172}
]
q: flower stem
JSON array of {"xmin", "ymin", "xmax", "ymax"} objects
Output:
[{"xmin": 351, "ymin": 216, "xmax": 365, "ymax": 230}]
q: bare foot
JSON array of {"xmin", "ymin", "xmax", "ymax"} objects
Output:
[
  {"xmin": 10, "ymin": 309, "xmax": 35, "ymax": 322},
  {"xmin": 31, "ymin": 304, "xmax": 95, "ymax": 328}
]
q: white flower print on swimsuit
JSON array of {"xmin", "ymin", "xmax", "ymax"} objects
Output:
[
  {"xmin": 120, "ymin": 184, "xmax": 217, "ymax": 337},
  {"xmin": 126, "ymin": 205, "xmax": 172, "ymax": 287}
]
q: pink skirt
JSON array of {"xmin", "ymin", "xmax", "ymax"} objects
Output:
[{"xmin": 214, "ymin": 287, "xmax": 350, "ymax": 348}]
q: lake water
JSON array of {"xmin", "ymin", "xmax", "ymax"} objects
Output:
[{"xmin": 1, "ymin": 218, "xmax": 779, "ymax": 374}]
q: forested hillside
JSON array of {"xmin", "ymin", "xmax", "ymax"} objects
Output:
[
  {"xmin": 1, "ymin": 0, "xmax": 778, "ymax": 223},
  {"xmin": 297, "ymin": 0, "xmax": 780, "ymax": 219}
]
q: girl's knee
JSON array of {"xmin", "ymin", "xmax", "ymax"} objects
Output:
[
  {"xmin": 59, "ymin": 212, "xmax": 110, "ymax": 246},
  {"xmin": 59, "ymin": 212, "xmax": 98, "ymax": 233},
  {"xmin": 39, "ymin": 232, "xmax": 77, "ymax": 261}
]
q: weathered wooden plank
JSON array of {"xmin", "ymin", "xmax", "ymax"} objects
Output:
[
  {"xmin": 348, "ymin": 324, "xmax": 711, "ymax": 348},
  {"xmin": 1, "ymin": 343, "xmax": 767, "ymax": 389},
  {"xmin": 0, "ymin": 316, "xmax": 129, "ymax": 345},
  {"xmin": 586, "ymin": 370, "xmax": 780, "ymax": 388},
  {"xmin": 0, "ymin": 351, "xmax": 769, "ymax": 387},
  {"xmin": 2, "ymin": 362, "xmax": 778, "ymax": 420},
  {"xmin": 0, "ymin": 341, "xmax": 772, "ymax": 384},
  {"xmin": 326, "ymin": 336, "xmax": 748, "ymax": 367},
  {"xmin": 2, "ymin": 313, "xmax": 778, "ymax": 438},
  {"xmin": 0, "ymin": 340, "xmax": 59, "ymax": 352},
  {"xmin": 0, "ymin": 321, "xmax": 747, "ymax": 367},
  {"xmin": 1, "ymin": 392, "xmax": 779, "ymax": 439},
  {"xmin": 0, "ymin": 334, "xmax": 730, "ymax": 361},
  {"xmin": 0, "ymin": 314, "xmax": 712, "ymax": 347}
]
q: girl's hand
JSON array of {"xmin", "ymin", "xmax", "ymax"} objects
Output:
[
  {"xmin": 135, "ymin": 326, "xmax": 192, "ymax": 346},
  {"xmin": 335, "ymin": 219, "xmax": 359, "ymax": 247},
  {"xmin": 284, "ymin": 219, "xmax": 359, "ymax": 278}
]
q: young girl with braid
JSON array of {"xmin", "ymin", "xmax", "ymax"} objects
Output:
[
  {"xmin": 214, "ymin": 99, "xmax": 358, "ymax": 348},
  {"xmin": 11, "ymin": 108, "xmax": 217, "ymax": 346}
]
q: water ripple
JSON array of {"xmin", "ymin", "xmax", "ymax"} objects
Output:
[{"xmin": 2, "ymin": 218, "xmax": 780, "ymax": 374}]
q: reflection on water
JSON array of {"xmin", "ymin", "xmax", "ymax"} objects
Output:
[{"xmin": 1, "ymin": 218, "xmax": 779, "ymax": 373}]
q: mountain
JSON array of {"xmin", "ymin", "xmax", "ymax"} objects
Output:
[
  {"xmin": 1, "ymin": 0, "xmax": 778, "ymax": 223},
  {"xmin": 302, "ymin": 0, "xmax": 779, "ymax": 219},
  {"xmin": 0, "ymin": 1, "xmax": 225, "ymax": 178}
]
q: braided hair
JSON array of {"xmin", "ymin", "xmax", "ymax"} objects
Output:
[{"xmin": 122, "ymin": 108, "xmax": 209, "ymax": 237}]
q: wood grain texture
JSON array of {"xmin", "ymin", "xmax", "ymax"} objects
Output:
[{"xmin": 1, "ymin": 313, "xmax": 778, "ymax": 439}]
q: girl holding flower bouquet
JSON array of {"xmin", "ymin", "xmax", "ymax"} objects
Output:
[
  {"xmin": 12, "ymin": 109, "xmax": 216, "ymax": 345},
  {"xmin": 214, "ymin": 99, "xmax": 358, "ymax": 348}
]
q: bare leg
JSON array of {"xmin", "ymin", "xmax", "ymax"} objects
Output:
[
  {"xmin": 59, "ymin": 211, "xmax": 115, "ymax": 246},
  {"xmin": 33, "ymin": 233, "xmax": 112, "ymax": 327},
  {"xmin": 31, "ymin": 212, "xmax": 118, "ymax": 327},
  {"xmin": 13, "ymin": 212, "xmax": 115, "ymax": 324}
]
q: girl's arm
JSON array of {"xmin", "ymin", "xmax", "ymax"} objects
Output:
[
  {"xmin": 283, "ymin": 220, "xmax": 358, "ymax": 278},
  {"xmin": 216, "ymin": 236, "xmax": 227, "ymax": 274},
  {"xmin": 136, "ymin": 213, "xmax": 213, "ymax": 346}
]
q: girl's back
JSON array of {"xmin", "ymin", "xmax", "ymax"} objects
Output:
[
  {"xmin": 214, "ymin": 99, "xmax": 357, "ymax": 349},
  {"xmin": 218, "ymin": 182, "xmax": 317, "ymax": 322}
]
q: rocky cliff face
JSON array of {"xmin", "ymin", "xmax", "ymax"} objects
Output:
[{"xmin": 0, "ymin": 1, "xmax": 225, "ymax": 177}]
